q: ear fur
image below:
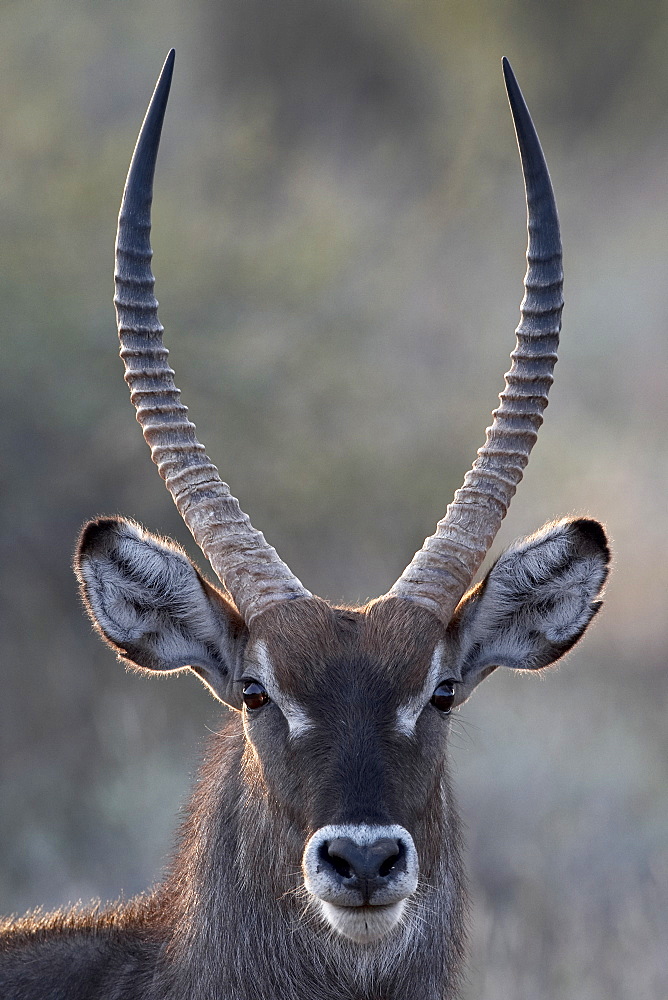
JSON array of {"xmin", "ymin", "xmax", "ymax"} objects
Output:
[
  {"xmin": 75, "ymin": 517, "xmax": 247, "ymax": 708},
  {"xmin": 449, "ymin": 518, "xmax": 610, "ymax": 706}
]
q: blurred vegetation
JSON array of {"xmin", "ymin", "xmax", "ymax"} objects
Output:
[{"xmin": 1, "ymin": 1, "xmax": 666, "ymax": 997}]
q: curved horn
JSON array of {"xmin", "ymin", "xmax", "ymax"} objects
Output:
[
  {"xmin": 385, "ymin": 58, "xmax": 563, "ymax": 623},
  {"xmin": 114, "ymin": 50, "xmax": 311, "ymax": 623}
]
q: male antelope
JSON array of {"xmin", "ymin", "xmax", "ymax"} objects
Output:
[{"xmin": 0, "ymin": 52, "xmax": 609, "ymax": 1000}]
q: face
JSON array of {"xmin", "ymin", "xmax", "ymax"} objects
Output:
[
  {"xmin": 237, "ymin": 597, "xmax": 456, "ymax": 943},
  {"xmin": 77, "ymin": 516, "xmax": 609, "ymax": 949}
]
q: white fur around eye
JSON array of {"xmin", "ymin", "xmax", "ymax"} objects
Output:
[
  {"xmin": 396, "ymin": 642, "xmax": 451, "ymax": 736},
  {"xmin": 249, "ymin": 641, "xmax": 314, "ymax": 738}
]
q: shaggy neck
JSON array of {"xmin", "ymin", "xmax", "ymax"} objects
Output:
[{"xmin": 157, "ymin": 716, "xmax": 468, "ymax": 1000}]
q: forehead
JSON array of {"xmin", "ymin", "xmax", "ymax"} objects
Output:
[{"xmin": 250, "ymin": 596, "xmax": 446, "ymax": 700}]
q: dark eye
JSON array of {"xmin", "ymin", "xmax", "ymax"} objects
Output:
[
  {"xmin": 431, "ymin": 681, "xmax": 455, "ymax": 714},
  {"xmin": 242, "ymin": 680, "xmax": 270, "ymax": 710}
]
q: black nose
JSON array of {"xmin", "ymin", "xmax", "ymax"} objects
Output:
[{"xmin": 322, "ymin": 836, "xmax": 404, "ymax": 903}]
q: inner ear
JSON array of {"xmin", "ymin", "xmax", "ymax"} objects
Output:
[
  {"xmin": 449, "ymin": 517, "xmax": 610, "ymax": 706},
  {"xmin": 75, "ymin": 517, "xmax": 247, "ymax": 708}
]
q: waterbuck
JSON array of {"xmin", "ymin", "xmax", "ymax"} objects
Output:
[{"xmin": 0, "ymin": 51, "xmax": 609, "ymax": 1000}]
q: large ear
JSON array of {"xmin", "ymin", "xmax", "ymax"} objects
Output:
[
  {"xmin": 449, "ymin": 518, "xmax": 610, "ymax": 706},
  {"xmin": 75, "ymin": 517, "xmax": 248, "ymax": 708}
]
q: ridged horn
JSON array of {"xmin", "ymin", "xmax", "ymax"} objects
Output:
[
  {"xmin": 385, "ymin": 58, "xmax": 563, "ymax": 623},
  {"xmin": 114, "ymin": 50, "xmax": 311, "ymax": 623}
]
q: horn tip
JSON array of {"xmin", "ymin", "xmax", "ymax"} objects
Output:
[
  {"xmin": 501, "ymin": 56, "xmax": 521, "ymax": 104},
  {"xmin": 158, "ymin": 48, "xmax": 175, "ymax": 91}
]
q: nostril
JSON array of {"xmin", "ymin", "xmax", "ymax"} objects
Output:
[
  {"xmin": 370, "ymin": 838, "xmax": 403, "ymax": 880},
  {"xmin": 329, "ymin": 856, "xmax": 353, "ymax": 879},
  {"xmin": 321, "ymin": 843, "xmax": 354, "ymax": 879},
  {"xmin": 325, "ymin": 839, "xmax": 358, "ymax": 881},
  {"xmin": 378, "ymin": 849, "xmax": 400, "ymax": 878}
]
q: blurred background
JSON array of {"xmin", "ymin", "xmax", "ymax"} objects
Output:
[{"xmin": 1, "ymin": 0, "xmax": 666, "ymax": 996}]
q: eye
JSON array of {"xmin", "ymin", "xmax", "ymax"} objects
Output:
[
  {"xmin": 430, "ymin": 680, "xmax": 455, "ymax": 714},
  {"xmin": 242, "ymin": 680, "xmax": 270, "ymax": 710}
]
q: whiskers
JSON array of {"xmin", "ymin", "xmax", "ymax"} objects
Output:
[
  {"xmin": 276, "ymin": 880, "xmax": 307, "ymax": 904},
  {"xmin": 203, "ymin": 723, "xmax": 243, "ymax": 739},
  {"xmin": 448, "ymin": 712, "xmax": 478, "ymax": 751},
  {"xmin": 400, "ymin": 876, "xmax": 441, "ymax": 942},
  {"xmin": 272, "ymin": 868, "xmax": 322, "ymax": 934}
]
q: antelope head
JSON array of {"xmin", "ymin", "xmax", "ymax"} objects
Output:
[{"xmin": 76, "ymin": 52, "xmax": 609, "ymax": 945}]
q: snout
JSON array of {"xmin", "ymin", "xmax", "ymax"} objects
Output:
[{"xmin": 303, "ymin": 824, "xmax": 419, "ymax": 943}]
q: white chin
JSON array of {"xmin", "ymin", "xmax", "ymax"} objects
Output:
[{"xmin": 318, "ymin": 899, "xmax": 406, "ymax": 943}]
